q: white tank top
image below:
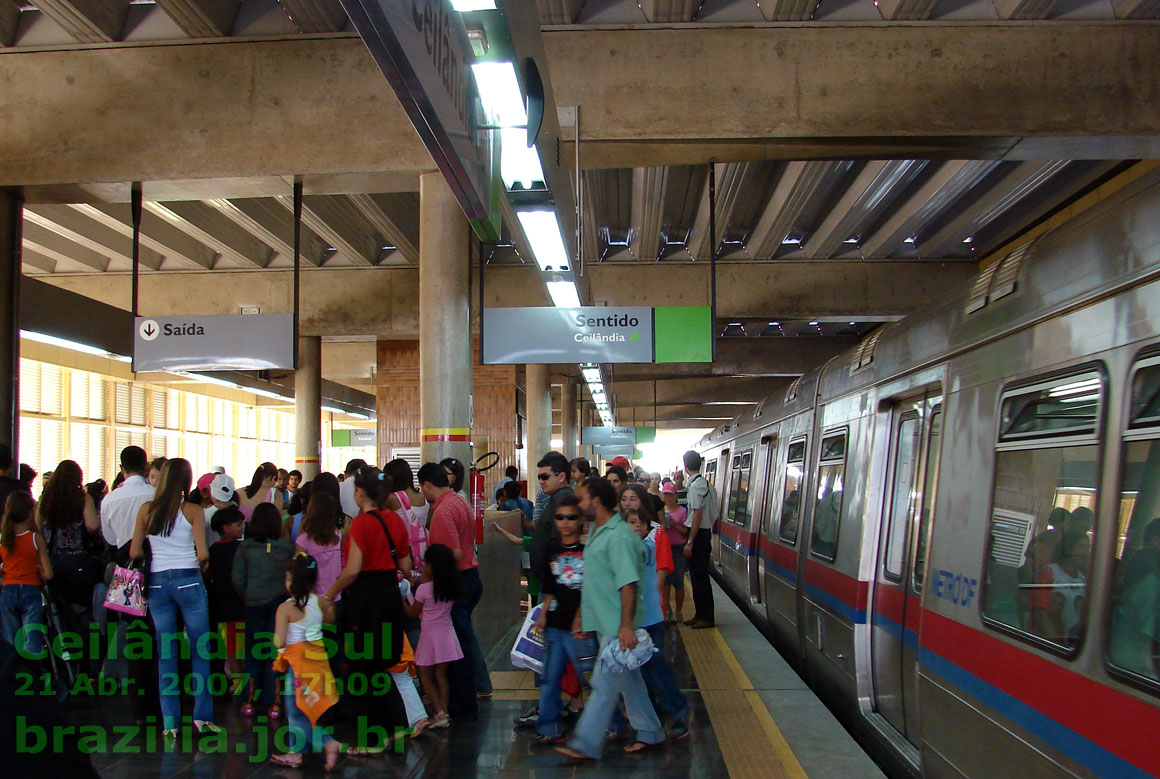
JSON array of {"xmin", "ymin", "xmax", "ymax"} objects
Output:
[
  {"xmin": 148, "ymin": 507, "xmax": 199, "ymax": 572},
  {"xmin": 286, "ymin": 594, "xmax": 324, "ymax": 645}
]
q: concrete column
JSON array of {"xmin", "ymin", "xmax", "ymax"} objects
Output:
[
  {"xmin": 0, "ymin": 193, "xmax": 19, "ymax": 458},
  {"xmin": 419, "ymin": 172, "xmax": 472, "ymax": 467},
  {"xmin": 295, "ymin": 335, "xmax": 322, "ymax": 481},
  {"xmin": 526, "ymin": 364, "xmax": 552, "ymax": 462},
  {"xmin": 561, "ymin": 381, "xmax": 577, "ymax": 460}
]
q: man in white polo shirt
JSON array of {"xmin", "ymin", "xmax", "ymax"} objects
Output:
[{"xmin": 101, "ymin": 445, "xmax": 155, "ymax": 553}]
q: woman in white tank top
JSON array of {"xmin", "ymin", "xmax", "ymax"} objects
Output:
[{"xmin": 130, "ymin": 458, "xmax": 219, "ymax": 738}]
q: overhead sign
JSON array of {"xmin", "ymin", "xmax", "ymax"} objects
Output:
[
  {"xmin": 483, "ymin": 307, "xmax": 654, "ymax": 364},
  {"xmin": 342, "ymin": 0, "xmax": 491, "ymax": 224},
  {"xmin": 583, "ymin": 426, "xmax": 636, "ymax": 445},
  {"xmin": 482, "ymin": 306, "xmax": 712, "ymax": 364},
  {"xmin": 592, "ymin": 444, "xmax": 635, "ymax": 457},
  {"xmin": 332, "ymin": 429, "xmax": 377, "ymax": 447},
  {"xmin": 133, "ymin": 315, "xmax": 294, "ymax": 373}
]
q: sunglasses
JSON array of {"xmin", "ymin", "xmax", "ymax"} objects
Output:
[
  {"xmin": 537, "ymin": 473, "xmax": 555, "ymax": 481},
  {"xmin": 554, "ymin": 513, "xmax": 582, "ymax": 521}
]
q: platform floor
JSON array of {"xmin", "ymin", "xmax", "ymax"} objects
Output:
[{"xmin": 58, "ymin": 581, "xmax": 882, "ymax": 778}]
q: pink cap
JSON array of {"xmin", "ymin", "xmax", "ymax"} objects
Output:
[
  {"xmin": 197, "ymin": 473, "xmax": 215, "ymax": 491},
  {"xmin": 661, "ymin": 482, "xmax": 677, "ymax": 495}
]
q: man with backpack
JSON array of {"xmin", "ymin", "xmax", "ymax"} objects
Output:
[{"xmin": 682, "ymin": 451, "xmax": 718, "ymax": 628}]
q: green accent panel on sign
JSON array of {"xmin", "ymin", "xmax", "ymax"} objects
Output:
[
  {"xmin": 330, "ymin": 429, "xmax": 351, "ymax": 447},
  {"xmin": 635, "ymin": 427, "xmax": 656, "ymax": 444},
  {"xmin": 634, "ymin": 448, "xmax": 644, "ymax": 460},
  {"xmin": 654, "ymin": 306, "xmax": 713, "ymax": 363}
]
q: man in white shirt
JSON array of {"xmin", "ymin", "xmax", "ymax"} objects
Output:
[
  {"xmin": 101, "ymin": 445, "xmax": 155, "ymax": 552},
  {"xmin": 338, "ymin": 458, "xmax": 367, "ymax": 519}
]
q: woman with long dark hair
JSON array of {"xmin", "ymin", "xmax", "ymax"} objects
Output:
[
  {"xmin": 238, "ymin": 462, "xmax": 281, "ymax": 518},
  {"xmin": 385, "ymin": 459, "xmax": 428, "ymax": 579},
  {"xmin": 325, "ymin": 467, "xmax": 411, "ymax": 748},
  {"xmin": 439, "ymin": 458, "xmax": 471, "ymax": 507},
  {"xmin": 129, "ymin": 458, "xmax": 219, "ymax": 738},
  {"xmin": 39, "ymin": 460, "xmax": 100, "ymax": 608}
]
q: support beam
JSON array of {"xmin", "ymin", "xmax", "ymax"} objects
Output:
[
  {"xmin": 0, "ymin": 2, "xmax": 19, "ymax": 47},
  {"xmin": 24, "ymin": 206, "xmax": 165, "ymax": 271},
  {"xmin": 0, "ymin": 38, "xmax": 431, "ymax": 187},
  {"xmin": 686, "ymin": 162, "xmax": 760, "ymax": 261},
  {"xmin": 154, "ymin": 0, "xmax": 241, "ymax": 37},
  {"xmin": 611, "ymin": 376, "xmax": 787, "ymax": 407},
  {"xmin": 276, "ymin": 195, "xmax": 377, "ymax": 266},
  {"xmin": 545, "ymin": 26, "xmax": 1160, "ymax": 168},
  {"xmin": 34, "ymin": 0, "xmax": 128, "ymax": 43},
  {"xmin": 536, "ymin": 0, "xmax": 585, "ymax": 23},
  {"xmin": 203, "ymin": 197, "xmax": 323, "ymax": 268},
  {"xmin": 72, "ymin": 204, "xmax": 217, "ymax": 270},
  {"xmin": 757, "ymin": 0, "xmax": 820, "ymax": 20},
  {"xmin": 278, "ymin": 0, "xmax": 346, "ymax": 32},
  {"xmin": 629, "ymin": 167, "xmax": 668, "ymax": 262},
  {"xmin": 993, "ymin": 0, "xmax": 1058, "ymax": 19},
  {"xmin": 1, "ymin": 195, "xmax": 21, "ymax": 456},
  {"xmin": 144, "ymin": 201, "xmax": 275, "ymax": 268},
  {"xmin": 746, "ymin": 162, "xmax": 832, "ymax": 260},
  {"xmin": 611, "ymin": 337, "xmax": 857, "ymax": 380},
  {"xmin": 875, "ymin": 0, "xmax": 939, "ymax": 19},
  {"xmin": 295, "ymin": 335, "xmax": 323, "ymax": 481},
  {"xmin": 1113, "ymin": 0, "xmax": 1160, "ymax": 16},
  {"xmin": 346, "ymin": 194, "xmax": 419, "ymax": 265},
  {"xmin": 22, "ymin": 221, "xmax": 109, "ymax": 273},
  {"xmin": 638, "ymin": 0, "xmax": 700, "ymax": 21},
  {"xmin": 527, "ymin": 364, "xmax": 552, "ymax": 462},
  {"xmin": 803, "ymin": 160, "xmax": 924, "ymax": 258}
]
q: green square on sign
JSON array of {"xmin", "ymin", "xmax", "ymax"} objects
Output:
[
  {"xmin": 630, "ymin": 332, "xmax": 639, "ymax": 342},
  {"xmin": 654, "ymin": 306, "xmax": 713, "ymax": 363}
]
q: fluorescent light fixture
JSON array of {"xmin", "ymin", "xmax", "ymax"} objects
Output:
[
  {"xmin": 547, "ymin": 280, "xmax": 582, "ymax": 308},
  {"xmin": 582, "ymin": 368, "xmax": 601, "ymax": 383},
  {"xmin": 903, "ymin": 235, "xmax": 916, "ymax": 244},
  {"xmin": 21, "ymin": 330, "xmax": 127, "ymax": 360},
  {"xmin": 500, "ymin": 127, "xmax": 544, "ymax": 190},
  {"xmin": 517, "ymin": 210, "xmax": 569, "ymax": 272},
  {"xmin": 346, "ymin": 412, "xmax": 372, "ymax": 421},
  {"xmin": 250, "ymin": 387, "xmax": 293, "ymax": 402},
  {"xmin": 471, "ymin": 61, "xmax": 526, "ymax": 128},
  {"xmin": 186, "ymin": 373, "xmax": 241, "ymax": 391},
  {"xmin": 321, "ymin": 405, "xmax": 346, "ymax": 415},
  {"xmin": 451, "ymin": 0, "xmax": 496, "ymax": 10}
]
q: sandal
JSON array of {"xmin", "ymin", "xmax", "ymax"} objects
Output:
[
  {"xmin": 270, "ymin": 752, "xmax": 303, "ymax": 767},
  {"xmin": 553, "ymin": 745, "xmax": 595, "ymax": 762},
  {"xmin": 323, "ymin": 741, "xmax": 345, "ymax": 772},
  {"xmin": 268, "ymin": 703, "xmax": 282, "ymax": 720},
  {"xmin": 432, "ymin": 711, "xmax": 450, "ymax": 729},
  {"xmin": 194, "ymin": 720, "xmax": 222, "ymax": 734},
  {"xmin": 410, "ymin": 718, "xmax": 431, "ymax": 738},
  {"xmin": 344, "ymin": 743, "xmax": 387, "ymax": 757},
  {"xmin": 624, "ymin": 740, "xmax": 665, "ymax": 754}
]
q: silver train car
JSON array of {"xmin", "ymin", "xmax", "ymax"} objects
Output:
[{"xmin": 694, "ymin": 167, "xmax": 1160, "ymax": 778}]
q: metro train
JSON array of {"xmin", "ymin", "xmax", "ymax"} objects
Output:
[{"xmin": 693, "ymin": 166, "xmax": 1160, "ymax": 778}]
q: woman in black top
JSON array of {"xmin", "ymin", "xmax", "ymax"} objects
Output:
[{"xmin": 38, "ymin": 460, "xmax": 100, "ymax": 608}]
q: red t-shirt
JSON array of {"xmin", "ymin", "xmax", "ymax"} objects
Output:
[
  {"xmin": 428, "ymin": 489, "xmax": 478, "ymax": 571},
  {"xmin": 348, "ymin": 509, "xmax": 410, "ymax": 572}
]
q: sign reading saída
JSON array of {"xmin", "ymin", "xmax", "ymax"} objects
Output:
[{"xmin": 133, "ymin": 314, "xmax": 295, "ymax": 373}]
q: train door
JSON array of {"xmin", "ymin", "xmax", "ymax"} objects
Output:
[
  {"xmin": 751, "ymin": 434, "xmax": 778, "ymax": 604},
  {"xmin": 871, "ymin": 391, "xmax": 941, "ymax": 748},
  {"xmin": 711, "ymin": 452, "xmax": 726, "ymax": 569}
]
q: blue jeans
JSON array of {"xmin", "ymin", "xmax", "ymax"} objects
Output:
[
  {"xmin": 567, "ymin": 633, "xmax": 664, "ymax": 758},
  {"xmin": 283, "ymin": 669, "xmax": 334, "ymax": 753},
  {"xmin": 147, "ymin": 568, "xmax": 213, "ymax": 729},
  {"xmin": 537, "ymin": 626, "xmax": 587, "ymax": 738},
  {"xmin": 640, "ymin": 622, "xmax": 689, "ymax": 723},
  {"xmin": 1, "ymin": 584, "xmax": 46, "ymax": 657},
  {"xmin": 448, "ymin": 567, "xmax": 488, "ymax": 716},
  {"xmin": 244, "ymin": 598, "xmax": 281, "ymax": 706}
]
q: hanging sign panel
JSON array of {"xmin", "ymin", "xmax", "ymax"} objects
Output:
[
  {"xmin": 582, "ymin": 426, "xmax": 637, "ymax": 445},
  {"xmin": 332, "ymin": 429, "xmax": 377, "ymax": 447},
  {"xmin": 482, "ymin": 306, "xmax": 712, "ymax": 364},
  {"xmin": 133, "ymin": 315, "xmax": 294, "ymax": 373},
  {"xmin": 591, "ymin": 444, "xmax": 635, "ymax": 457}
]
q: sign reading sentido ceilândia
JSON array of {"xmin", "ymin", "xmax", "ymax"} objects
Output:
[{"xmin": 133, "ymin": 314, "xmax": 295, "ymax": 373}]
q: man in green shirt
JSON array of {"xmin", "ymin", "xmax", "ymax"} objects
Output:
[{"xmin": 556, "ymin": 477, "xmax": 665, "ymax": 760}]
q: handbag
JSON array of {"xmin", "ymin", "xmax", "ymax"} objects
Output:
[
  {"xmin": 509, "ymin": 604, "xmax": 546, "ymax": 674},
  {"xmin": 104, "ymin": 562, "xmax": 147, "ymax": 617}
]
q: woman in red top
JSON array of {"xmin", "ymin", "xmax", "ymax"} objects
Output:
[
  {"xmin": 326, "ymin": 467, "xmax": 411, "ymax": 749},
  {"xmin": 0, "ymin": 491, "xmax": 53, "ymax": 657}
]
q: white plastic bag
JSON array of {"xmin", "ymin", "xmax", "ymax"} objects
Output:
[{"xmin": 509, "ymin": 604, "xmax": 546, "ymax": 674}]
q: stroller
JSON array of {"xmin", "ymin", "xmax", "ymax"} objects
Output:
[{"xmin": 39, "ymin": 582, "xmax": 85, "ymax": 698}]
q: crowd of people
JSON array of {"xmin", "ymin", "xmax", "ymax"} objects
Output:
[{"xmin": 0, "ymin": 439, "xmax": 720, "ymax": 768}]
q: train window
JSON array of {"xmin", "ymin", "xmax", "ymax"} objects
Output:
[
  {"xmin": 1107, "ymin": 361, "xmax": 1160, "ymax": 686},
  {"xmin": 883, "ymin": 414, "xmax": 920, "ymax": 581},
  {"xmin": 778, "ymin": 439, "xmax": 807, "ymax": 545},
  {"xmin": 810, "ymin": 431, "xmax": 847, "ymax": 561},
  {"xmin": 727, "ymin": 449, "xmax": 753, "ymax": 526},
  {"xmin": 982, "ymin": 371, "xmax": 1103, "ymax": 652},
  {"xmin": 913, "ymin": 408, "xmax": 942, "ymax": 592}
]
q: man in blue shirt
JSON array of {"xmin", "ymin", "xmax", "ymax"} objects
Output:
[{"xmin": 498, "ymin": 480, "xmax": 535, "ymax": 536}]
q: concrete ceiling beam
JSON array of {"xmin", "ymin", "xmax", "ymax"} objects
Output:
[
  {"xmin": 992, "ymin": 0, "xmax": 1058, "ymax": 18},
  {"xmin": 629, "ymin": 167, "xmax": 668, "ymax": 262},
  {"xmin": 73, "ymin": 203, "xmax": 218, "ymax": 271},
  {"xmin": 1113, "ymin": 0, "xmax": 1160, "ymax": 16},
  {"xmin": 637, "ymin": 0, "xmax": 701, "ymax": 21},
  {"xmin": 277, "ymin": 0, "xmax": 346, "ymax": 32},
  {"xmin": 23, "ymin": 205, "xmax": 165, "ymax": 271},
  {"xmin": 537, "ymin": 0, "xmax": 586, "ymax": 23},
  {"xmin": 803, "ymin": 160, "xmax": 924, "ymax": 258},
  {"xmin": 34, "ymin": 0, "xmax": 128, "ymax": 43},
  {"xmin": 858, "ymin": 160, "xmax": 992, "ymax": 259},
  {"xmin": 685, "ymin": 162, "xmax": 760, "ymax": 261},
  {"xmin": 545, "ymin": 26, "xmax": 1160, "ymax": 167},
  {"xmin": 22, "ymin": 249, "xmax": 58, "ymax": 275},
  {"xmin": 144, "ymin": 201, "xmax": 275, "ymax": 269},
  {"xmin": 0, "ymin": 38, "xmax": 431, "ymax": 188},
  {"xmin": 607, "ymin": 336, "xmax": 857, "ymax": 381},
  {"xmin": 875, "ymin": 0, "xmax": 939, "ymax": 19},
  {"xmin": 154, "ymin": 0, "xmax": 241, "ymax": 37},
  {"xmin": 345, "ymin": 194, "xmax": 419, "ymax": 265},
  {"xmin": 202, "ymin": 197, "xmax": 321, "ymax": 268},
  {"xmin": 916, "ymin": 161, "xmax": 1068, "ymax": 257},
  {"xmin": 275, "ymin": 195, "xmax": 377, "ymax": 266},
  {"xmin": 745, "ymin": 161, "xmax": 831, "ymax": 260},
  {"xmin": 22, "ymin": 221, "xmax": 110, "ymax": 272},
  {"xmin": 757, "ymin": 0, "xmax": 821, "ymax": 20},
  {"xmin": 0, "ymin": 2, "xmax": 19, "ymax": 47},
  {"xmin": 608, "ymin": 376, "xmax": 783, "ymax": 406}
]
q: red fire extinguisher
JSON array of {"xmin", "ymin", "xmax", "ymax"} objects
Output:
[{"xmin": 471, "ymin": 452, "xmax": 500, "ymax": 544}]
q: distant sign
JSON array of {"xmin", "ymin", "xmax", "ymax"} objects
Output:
[
  {"xmin": 592, "ymin": 444, "xmax": 635, "ymax": 457},
  {"xmin": 332, "ymin": 429, "xmax": 377, "ymax": 447},
  {"xmin": 583, "ymin": 426, "xmax": 636, "ymax": 445},
  {"xmin": 342, "ymin": 0, "xmax": 490, "ymax": 222},
  {"xmin": 133, "ymin": 315, "xmax": 294, "ymax": 373},
  {"xmin": 483, "ymin": 307, "xmax": 654, "ymax": 364}
]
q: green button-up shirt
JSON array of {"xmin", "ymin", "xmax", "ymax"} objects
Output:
[{"xmin": 580, "ymin": 511, "xmax": 646, "ymax": 636}]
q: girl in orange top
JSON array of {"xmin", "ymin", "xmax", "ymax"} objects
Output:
[{"xmin": 0, "ymin": 491, "xmax": 53, "ymax": 656}]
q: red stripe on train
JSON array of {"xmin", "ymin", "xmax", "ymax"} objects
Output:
[
  {"xmin": 760, "ymin": 537, "xmax": 799, "ymax": 571},
  {"xmin": 805, "ymin": 559, "xmax": 869, "ymax": 612}
]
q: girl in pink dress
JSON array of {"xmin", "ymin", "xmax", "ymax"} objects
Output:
[{"xmin": 402, "ymin": 543, "xmax": 462, "ymax": 728}]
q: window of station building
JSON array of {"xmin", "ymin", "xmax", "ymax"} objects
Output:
[
  {"xmin": 778, "ymin": 438, "xmax": 807, "ymax": 545},
  {"xmin": 981, "ymin": 370, "xmax": 1102, "ymax": 653},
  {"xmin": 154, "ymin": 388, "xmax": 180, "ymax": 430},
  {"xmin": 21, "ymin": 360, "xmax": 64, "ymax": 417},
  {"xmin": 69, "ymin": 422, "xmax": 109, "ymax": 482},
  {"xmin": 71, "ymin": 373, "xmax": 107, "ymax": 421},
  {"xmin": 810, "ymin": 431, "xmax": 847, "ymax": 561},
  {"xmin": 726, "ymin": 450, "xmax": 753, "ymax": 526},
  {"xmin": 1107, "ymin": 358, "xmax": 1160, "ymax": 687},
  {"xmin": 114, "ymin": 383, "xmax": 147, "ymax": 427},
  {"xmin": 20, "ymin": 417, "xmax": 64, "ymax": 479}
]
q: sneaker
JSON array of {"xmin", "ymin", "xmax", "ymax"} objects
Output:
[
  {"xmin": 240, "ymin": 702, "xmax": 255, "ymax": 717},
  {"xmin": 535, "ymin": 732, "xmax": 566, "ymax": 745},
  {"xmin": 669, "ymin": 718, "xmax": 691, "ymax": 741},
  {"xmin": 514, "ymin": 705, "xmax": 539, "ymax": 728}
]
